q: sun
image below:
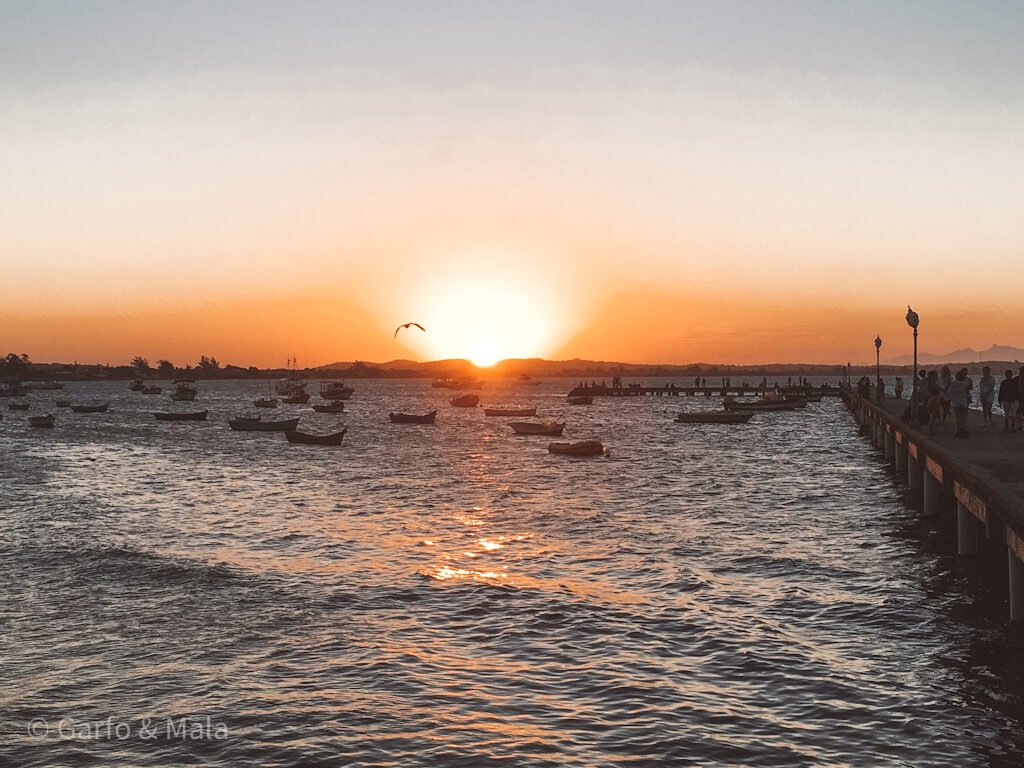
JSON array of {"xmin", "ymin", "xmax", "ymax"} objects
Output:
[{"xmin": 402, "ymin": 276, "xmax": 561, "ymax": 366}]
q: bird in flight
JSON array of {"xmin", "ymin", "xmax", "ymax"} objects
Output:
[{"xmin": 394, "ymin": 322, "xmax": 426, "ymax": 338}]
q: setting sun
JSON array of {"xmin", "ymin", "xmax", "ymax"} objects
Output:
[{"xmin": 400, "ymin": 275, "xmax": 563, "ymax": 366}]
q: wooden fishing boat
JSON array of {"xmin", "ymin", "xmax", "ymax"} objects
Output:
[
  {"xmin": 0, "ymin": 380, "xmax": 28, "ymax": 398},
  {"xmin": 254, "ymin": 397, "xmax": 278, "ymax": 408},
  {"xmin": 548, "ymin": 440, "xmax": 604, "ymax": 457},
  {"xmin": 432, "ymin": 378, "xmax": 483, "ymax": 390},
  {"xmin": 55, "ymin": 400, "xmax": 71, "ymax": 408},
  {"xmin": 281, "ymin": 393, "xmax": 310, "ymax": 404},
  {"xmin": 229, "ymin": 416, "xmax": 300, "ymax": 432},
  {"xmin": 567, "ymin": 396, "xmax": 593, "ymax": 405},
  {"xmin": 71, "ymin": 403, "xmax": 109, "ymax": 413},
  {"xmin": 129, "ymin": 378, "xmax": 145, "ymax": 392},
  {"xmin": 722, "ymin": 398, "xmax": 798, "ymax": 412},
  {"xmin": 277, "ymin": 376, "xmax": 307, "ymax": 397},
  {"xmin": 389, "ymin": 410, "xmax": 437, "ymax": 424},
  {"xmin": 319, "ymin": 381, "xmax": 354, "ymax": 400},
  {"xmin": 285, "ymin": 427, "xmax": 348, "ymax": 445},
  {"xmin": 154, "ymin": 410, "xmax": 208, "ymax": 421},
  {"xmin": 8, "ymin": 401, "xmax": 30, "ymax": 411},
  {"xmin": 509, "ymin": 420, "xmax": 566, "ymax": 436},
  {"xmin": 142, "ymin": 386, "xmax": 162, "ymax": 395},
  {"xmin": 25, "ymin": 380, "xmax": 64, "ymax": 390},
  {"xmin": 312, "ymin": 400, "xmax": 345, "ymax": 413},
  {"xmin": 675, "ymin": 411, "xmax": 753, "ymax": 424},
  {"xmin": 483, "ymin": 407, "xmax": 537, "ymax": 417},
  {"xmin": 28, "ymin": 414, "xmax": 55, "ymax": 428},
  {"xmin": 170, "ymin": 380, "xmax": 198, "ymax": 401},
  {"xmin": 449, "ymin": 394, "xmax": 480, "ymax": 408}
]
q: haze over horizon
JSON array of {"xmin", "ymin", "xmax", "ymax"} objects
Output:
[{"xmin": 3, "ymin": 1, "xmax": 1022, "ymax": 366}]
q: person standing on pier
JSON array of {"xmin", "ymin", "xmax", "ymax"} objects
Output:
[
  {"xmin": 894, "ymin": 376, "xmax": 904, "ymax": 400},
  {"xmin": 999, "ymin": 370, "xmax": 1018, "ymax": 432},
  {"xmin": 938, "ymin": 366, "xmax": 953, "ymax": 424},
  {"xmin": 1017, "ymin": 366, "xmax": 1024, "ymax": 432},
  {"xmin": 979, "ymin": 366, "xmax": 996, "ymax": 427},
  {"xmin": 949, "ymin": 369, "xmax": 971, "ymax": 438},
  {"xmin": 926, "ymin": 371, "xmax": 942, "ymax": 435}
]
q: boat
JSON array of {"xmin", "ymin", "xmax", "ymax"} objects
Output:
[
  {"xmin": 55, "ymin": 400, "xmax": 71, "ymax": 408},
  {"xmin": 71, "ymin": 403, "xmax": 109, "ymax": 413},
  {"xmin": 254, "ymin": 397, "xmax": 278, "ymax": 408},
  {"xmin": 170, "ymin": 380, "xmax": 198, "ymax": 401},
  {"xmin": 567, "ymin": 396, "xmax": 593, "ymax": 405},
  {"xmin": 483, "ymin": 407, "xmax": 537, "ymax": 417},
  {"xmin": 449, "ymin": 394, "xmax": 480, "ymax": 407},
  {"xmin": 8, "ymin": 401, "xmax": 30, "ymax": 411},
  {"xmin": 722, "ymin": 398, "xmax": 798, "ymax": 412},
  {"xmin": 548, "ymin": 440, "xmax": 604, "ymax": 457},
  {"xmin": 25, "ymin": 381, "xmax": 64, "ymax": 390},
  {"xmin": 675, "ymin": 411, "xmax": 753, "ymax": 424},
  {"xmin": 389, "ymin": 410, "xmax": 437, "ymax": 424},
  {"xmin": 0, "ymin": 380, "xmax": 28, "ymax": 398},
  {"xmin": 228, "ymin": 416, "xmax": 300, "ymax": 432},
  {"xmin": 509, "ymin": 420, "xmax": 566, "ymax": 436},
  {"xmin": 285, "ymin": 427, "xmax": 348, "ymax": 446},
  {"xmin": 129, "ymin": 378, "xmax": 145, "ymax": 392},
  {"xmin": 432, "ymin": 378, "xmax": 484, "ymax": 390},
  {"xmin": 319, "ymin": 381, "xmax": 354, "ymax": 400},
  {"xmin": 154, "ymin": 410, "xmax": 208, "ymax": 421},
  {"xmin": 281, "ymin": 393, "xmax": 310, "ymax": 404},
  {"xmin": 312, "ymin": 400, "xmax": 345, "ymax": 413},
  {"xmin": 277, "ymin": 376, "xmax": 307, "ymax": 397},
  {"xmin": 142, "ymin": 386, "xmax": 162, "ymax": 395},
  {"xmin": 28, "ymin": 414, "xmax": 55, "ymax": 428}
]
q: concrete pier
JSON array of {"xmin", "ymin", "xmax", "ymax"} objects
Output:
[{"xmin": 846, "ymin": 390, "xmax": 1024, "ymax": 620}]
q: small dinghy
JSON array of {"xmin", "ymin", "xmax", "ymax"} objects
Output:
[
  {"xmin": 548, "ymin": 440, "xmax": 604, "ymax": 457},
  {"xmin": 229, "ymin": 416, "xmax": 300, "ymax": 432},
  {"xmin": 567, "ymin": 396, "xmax": 593, "ymax": 405},
  {"xmin": 285, "ymin": 427, "xmax": 347, "ymax": 445},
  {"xmin": 71, "ymin": 403, "xmax": 109, "ymax": 413},
  {"xmin": 450, "ymin": 394, "xmax": 480, "ymax": 408},
  {"xmin": 312, "ymin": 400, "xmax": 345, "ymax": 413},
  {"xmin": 509, "ymin": 420, "xmax": 566, "ymax": 436},
  {"xmin": 253, "ymin": 398, "xmax": 278, "ymax": 408},
  {"xmin": 28, "ymin": 414, "xmax": 55, "ymax": 428},
  {"xmin": 155, "ymin": 410, "xmax": 208, "ymax": 421},
  {"xmin": 723, "ymin": 398, "xmax": 798, "ymax": 412},
  {"xmin": 675, "ymin": 411, "xmax": 753, "ymax": 424},
  {"xmin": 390, "ymin": 410, "xmax": 437, "ymax": 424},
  {"xmin": 55, "ymin": 400, "xmax": 72, "ymax": 408},
  {"xmin": 483, "ymin": 407, "xmax": 537, "ymax": 417},
  {"xmin": 8, "ymin": 402, "xmax": 30, "ymax": 411}
]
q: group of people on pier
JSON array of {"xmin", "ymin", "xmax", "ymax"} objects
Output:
[{"xmin": 900, "ymin": 365, "xmax": 1024, "ymax": 438}]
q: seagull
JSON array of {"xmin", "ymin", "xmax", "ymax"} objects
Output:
[{"xmin": 394, "ymin": 322, "xmax": 426, "ymax": 338}]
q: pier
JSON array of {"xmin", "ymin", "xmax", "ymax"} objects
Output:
[
  {"xmin": 844, "ymin": 389, "xmax": 1024, "ymax": 621},
  {"xmin": 567, "ymin": 384, "xmax": 840, "ymax": 398}
]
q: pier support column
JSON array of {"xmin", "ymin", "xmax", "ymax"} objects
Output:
[
  {"xmin": 907, "ymin": 452, "xmax": 922, "ymax": 490},
  {"xmin": 895, "ymin": 439, "xmax": 906, "ymax": 475},
  {"xmin": 1010, "ymin": 550, "xmax": 1024, "ymax": 622},
  {"xmin": 957, "ymin": 502, "xmax": 979, "ymax": 555},
  {"xmin": 924, "ymin": 468, "xmax": 943, "ymax": 517},
  {"xmin": 884, "ymin": 429, "xmax": 895, "ymax": 464}
]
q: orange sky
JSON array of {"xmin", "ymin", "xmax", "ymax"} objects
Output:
[{"xmin": 3, "ymin": 4, "xmax": 1023, "ymax": 366}]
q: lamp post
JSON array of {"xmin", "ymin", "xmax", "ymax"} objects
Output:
[
  {"xmin": 906, "ymin": 306, "xmax": 919, "ymax": 415},
  {"xmin": 874, "ymin": 335, "xmax": 883, "ymax": 402}
]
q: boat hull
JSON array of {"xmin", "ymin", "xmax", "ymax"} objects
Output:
[
  {"xmin": 28, "ymin": 415, "xmax": 55, "ymax": 428},
  {"xmin": 449, "ymin": 395, "xmax": 480, "ymax": 408},
  {"xmin": 483, "ymin": 407, "xmax": 537, "ymax": 417},
  {"xmin": 675, "ymin": 412, "xmax": 753, "ymax": 424},
  {"xmin": 71, "ymin": 404, "xmax": 109, "ymax": 413},
  {"xmin": 155, "ymin": 410, "xmax": 208, "ymax": 421},
  {"xmin": 509, "ymin": 421, "xmax": 566, "ymax": 436},
  {"xmin": 285, "ymin": 428, "xmax": 347, "ymax": 445},
  {"xmin": 229, "ymin": 417, "xmax": 301, "ymax": 432},
  {"xmin": 548, "ymin": 440, "xmax": 604, "ymax": 456},
  {"xmin": 390, "ymin": 411, "xmax": 437, "ymax": 424}
]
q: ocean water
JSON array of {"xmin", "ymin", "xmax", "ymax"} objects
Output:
[{"xmin": 2, "ymin": 378, "xmax": 1023, "ymax": 767}]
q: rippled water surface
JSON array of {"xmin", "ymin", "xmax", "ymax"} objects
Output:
[{"xmin": 3, "ymin": 378, "xmax": 1024, "ymax": 766}]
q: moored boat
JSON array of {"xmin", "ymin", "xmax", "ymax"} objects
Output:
[
  {"xmin": 129, "ymin": 378, "xmax": 145, "ymax": 392},
  {"xmin": 483, "ymin": 407, "xmax": 537, "ymax": 417},
  {"xmin": 432, "ymin": 378, "xmax": 484, "ymax": 390},
  {"xmin": 8, "ymin": 401, "xmax": 30, "ymax": 411},
  {"xmin": 675, "ymin": 411, "xmax": 753, "ymax": 424},
  {"xmin": 142, "ymin": 386, "xmax": 162, "ymax": 395},
  {"xmin": 71, "ymin": 403, "xmax": 109, "ymax": 413},
  {"xmin": 25, "ymin": 381, "xmax": 64, "ymax": 390},
  {"xmin": 281, "ymin": 393, "xmax": 310, "ymax": 404},
  {"xmin": 389, "ymin": 410, "xmax": 437, "ymax": 424},
  {"xmin": 722, "ymin": 399, "xmax": 798, "ymax": 412},
  {"xmin": 509, "ymin": 420, "xmax": 566, "ymax": 436},
  {"xmin": 548, "ymin": 440, "xmax": 604, "ymax": 456},
  {"xmin": 254, "ymin": 397, "xmax": 278, "ymax": 408},
  {"xmin": 1, "ymin": 380, "xmax": 28, "ymax": 398},
  {"xmin": 55, "ymin": 400, "xmax": 71, "ymax": 408},
  {"xmin": 277, "ymin": 376, "xmax": 307, "ymax": 397},
  {"xmin": 319, "ymin": 381, "xmax": 354, "ymax": 400},
  {"xmin": 285, "ymin": 427, "xmax": 347, "ymax": 445},
  {"xmin": 170, "ymin": 380, "xmax": 198, "ymax": 401},
  {"xmin": 567, "ymin": 396, "xmax": 593, "ymax": 405},
  {"xmin": 28, "ymin": 414, "xmax": 55, "ymax": 428},
  {"xmin": 229, "ymin": 416, "xmax": 300, "ymax": 432},
  {"xmin": 155, "ymin": 410, "xmax": 208, "ymax": 421},
  {"xmin": 449, "ymin": 394, "xmax": 480, "ymax": 408},
  {"xmin": 312, "ymin": 400, "xmax": 345, "ymax": 413}
]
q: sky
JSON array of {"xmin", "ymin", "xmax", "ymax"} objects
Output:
[{"xmin": 2, "ymin": 1, "xmax": 1022, "ymax": 367}]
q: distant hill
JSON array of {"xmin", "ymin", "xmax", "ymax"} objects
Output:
[{"xmin": 886, "ymin": 344, "xmax": 1024, "ymax": 366}]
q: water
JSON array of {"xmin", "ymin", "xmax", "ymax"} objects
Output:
[{"xmin": 2, "ymin": 379, "xmax": 1023, "ymax": 766}]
